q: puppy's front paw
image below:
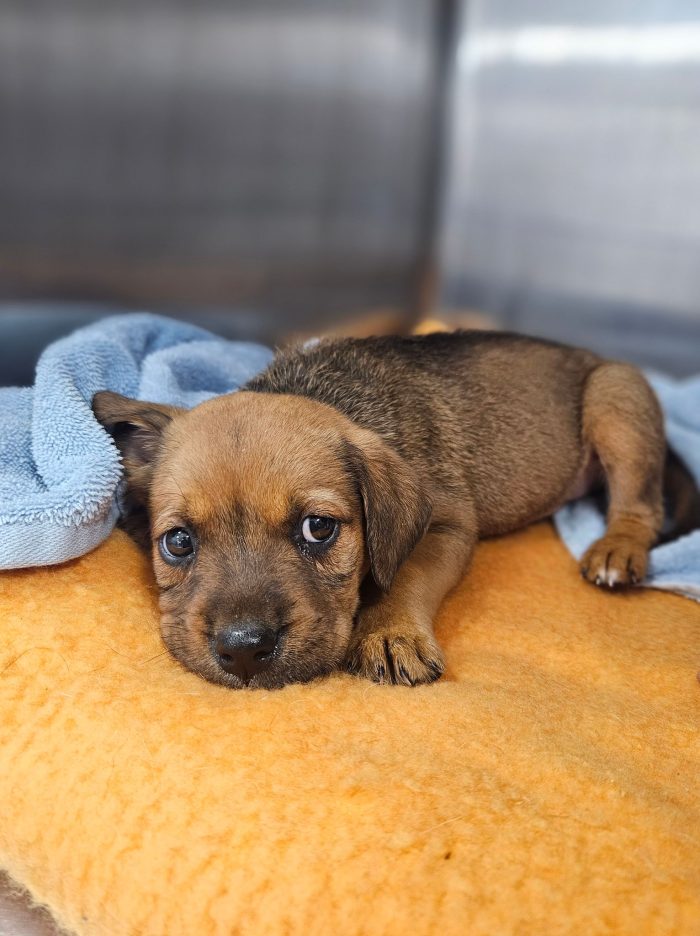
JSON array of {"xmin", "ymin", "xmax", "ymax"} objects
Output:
[
  {"xmin": 580, "ymin": 535, "xmax": 649, "ymax": 588},
  {"xmin": 345, "ymin": 624, "xmax": 445, "ymax": 686}
]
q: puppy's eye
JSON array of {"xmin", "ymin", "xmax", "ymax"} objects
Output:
[
  {"xmin": 160, "ymin": 527, "xmax": 195, "ymax": 563},
  {"xmin": 301, "ymin": 516, "xmax": 339, "ymax": 545}
]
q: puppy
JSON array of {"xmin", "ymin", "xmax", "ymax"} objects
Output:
[{"xmin": 92, "ymin": 331, "xmax": 698, "ymax": 690}]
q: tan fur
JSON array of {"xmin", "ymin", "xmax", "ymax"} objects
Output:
[
  {"xmin": 92, "ymin": 330, "xmax": 686, "ymax": 690},
  {"xmin": 580, "ymin": 363, "xmax": 665, "ymax": 587}
]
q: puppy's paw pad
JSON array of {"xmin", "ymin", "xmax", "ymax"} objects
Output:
[
  {"xmin": 580, "ymin": 536, "xmax": 648, "ymax": 589},
  {"xmin": 345, "ymin": 629, "xmax": 444, "ymax": 686}
]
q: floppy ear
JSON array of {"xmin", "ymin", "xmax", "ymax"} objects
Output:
[
  {"xmin": 92, "ymin": 390, "xmax": 181, "ymax": 472},
  {"xmin": 92, "ymin": 391, "xmax": 183, "ymax": 545},
  {"xmin": 345, "ymin": 430, "xmax": 432, "ymax": 592}
]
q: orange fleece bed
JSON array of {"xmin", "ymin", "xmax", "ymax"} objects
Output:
[{"xmin": 0, "ymin": 522, "xmax": 699, "ymax": 936}]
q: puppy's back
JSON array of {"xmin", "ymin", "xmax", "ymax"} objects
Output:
[{"xmin": 245, "ymin": 330, "xmax": 602, "ymax": 534}]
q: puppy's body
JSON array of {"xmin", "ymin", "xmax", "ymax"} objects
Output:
[
  {"xmin": 93, "ymin": 330, "xmax": 691, "ymax": 690},
  {"xmin": 247, "ymin": 332, "xmax": 602, "ymax": 539}
]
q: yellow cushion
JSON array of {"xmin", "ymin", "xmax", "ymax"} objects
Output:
[{"xmin": 1, "ymin": 523, "xmax": 699, "ymax": 935}]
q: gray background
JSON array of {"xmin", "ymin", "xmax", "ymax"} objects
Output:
[{"xmin": 1, "ymin": 0, "xmax": 699, "ymax": 383}]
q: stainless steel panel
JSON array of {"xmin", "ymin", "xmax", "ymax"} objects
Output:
[
  {"xmin": 0, "ymin": 1, "xmax": 446, "ymax": 336},
  {"xmin": 440, "ymin": 0, "xmax": 700, "ymax": 373}
]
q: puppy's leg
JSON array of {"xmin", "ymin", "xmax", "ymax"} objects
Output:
[
  {"xmin": 580, "ymin": 363, "xmax": 665, "ymax": 588},
  {"xmin": 345, "ymin": 523, "xmax": 475, "ymax": 686}
]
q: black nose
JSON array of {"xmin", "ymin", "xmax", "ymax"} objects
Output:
[{"xmin": 213, "ymin": 623, "xmax": 280, "ymax": 682}]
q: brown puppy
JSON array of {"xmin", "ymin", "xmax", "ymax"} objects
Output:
[{"xmin": 92, "ymin": 331, "xmax": 693, "ymax": 690}]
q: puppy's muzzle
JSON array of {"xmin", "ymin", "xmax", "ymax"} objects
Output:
[{"xmin": 212, "ymin": 621, "xmax": 281, "ymax": 683}]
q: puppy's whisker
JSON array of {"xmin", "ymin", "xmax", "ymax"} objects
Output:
[{"xmin": 140, "ymin": 649, "xmax": 173, "ymax": 666}]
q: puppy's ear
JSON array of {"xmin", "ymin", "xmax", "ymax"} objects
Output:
[
  {"xmin": 92, "ymin": 391, "xmax": 183, "ymax": 546},
  {"xmin": 92, "ymin": 391, "xmax": 181, "ymax": 472},
  {"xmin": 345, "ymin": 430, "xmax": 432, "ymax": 592}
]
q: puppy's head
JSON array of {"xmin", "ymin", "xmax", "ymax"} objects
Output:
[{"xmin": 92, "ymin": 390, "xmax": 431, "ymax": 689}]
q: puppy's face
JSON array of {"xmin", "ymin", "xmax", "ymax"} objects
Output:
[{"xmin": 93, "ymin": 391, "xmax": 430, "ymax": 689}]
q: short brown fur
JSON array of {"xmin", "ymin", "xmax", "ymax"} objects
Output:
[{"xmin": 92, "ymin": 330, "xmax": 694, "ymax": 689}]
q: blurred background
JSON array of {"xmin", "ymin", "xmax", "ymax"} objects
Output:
[{"xmin": 1, "ymin": 0, "xmax": 700, "ymax": 385}]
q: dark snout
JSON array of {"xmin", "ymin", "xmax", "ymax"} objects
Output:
[{"xmin": 212, "ymin": 621, "xmax": 284, "ymax": 683}]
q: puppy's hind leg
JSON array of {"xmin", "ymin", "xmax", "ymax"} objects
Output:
[{"xmin": 580, "ymin": 363, "xmax": 665, "ymax": 588}]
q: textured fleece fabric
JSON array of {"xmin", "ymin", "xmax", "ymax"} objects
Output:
[
  {"xmin": 0, "ymin": 523, "xmax": 698, "ymax": 936},
  {"xmin": 0, "ymin": 312, "xmax": 271, "ymax": 569}
]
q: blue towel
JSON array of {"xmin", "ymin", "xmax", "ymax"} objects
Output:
[
  {"xmin": 0, "ymin": 313, "xmax": 272, "ymax": 569},
  {"xmin": 555, "ymin": 373, "xmax": 700, "ymax": 602}
]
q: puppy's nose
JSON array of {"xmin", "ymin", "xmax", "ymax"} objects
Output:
[{"xmin": 213, "ymin": 622, "xmax": 279, "ymax": 682}]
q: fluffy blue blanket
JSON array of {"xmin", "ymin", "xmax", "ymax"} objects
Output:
[
  {"xmin": 0, "ymin": 313, "xmax": 697, "ymax": 602},
  {"xmin": 0, "ymin": 313, "xmax": 271, "ymax": 568}
]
